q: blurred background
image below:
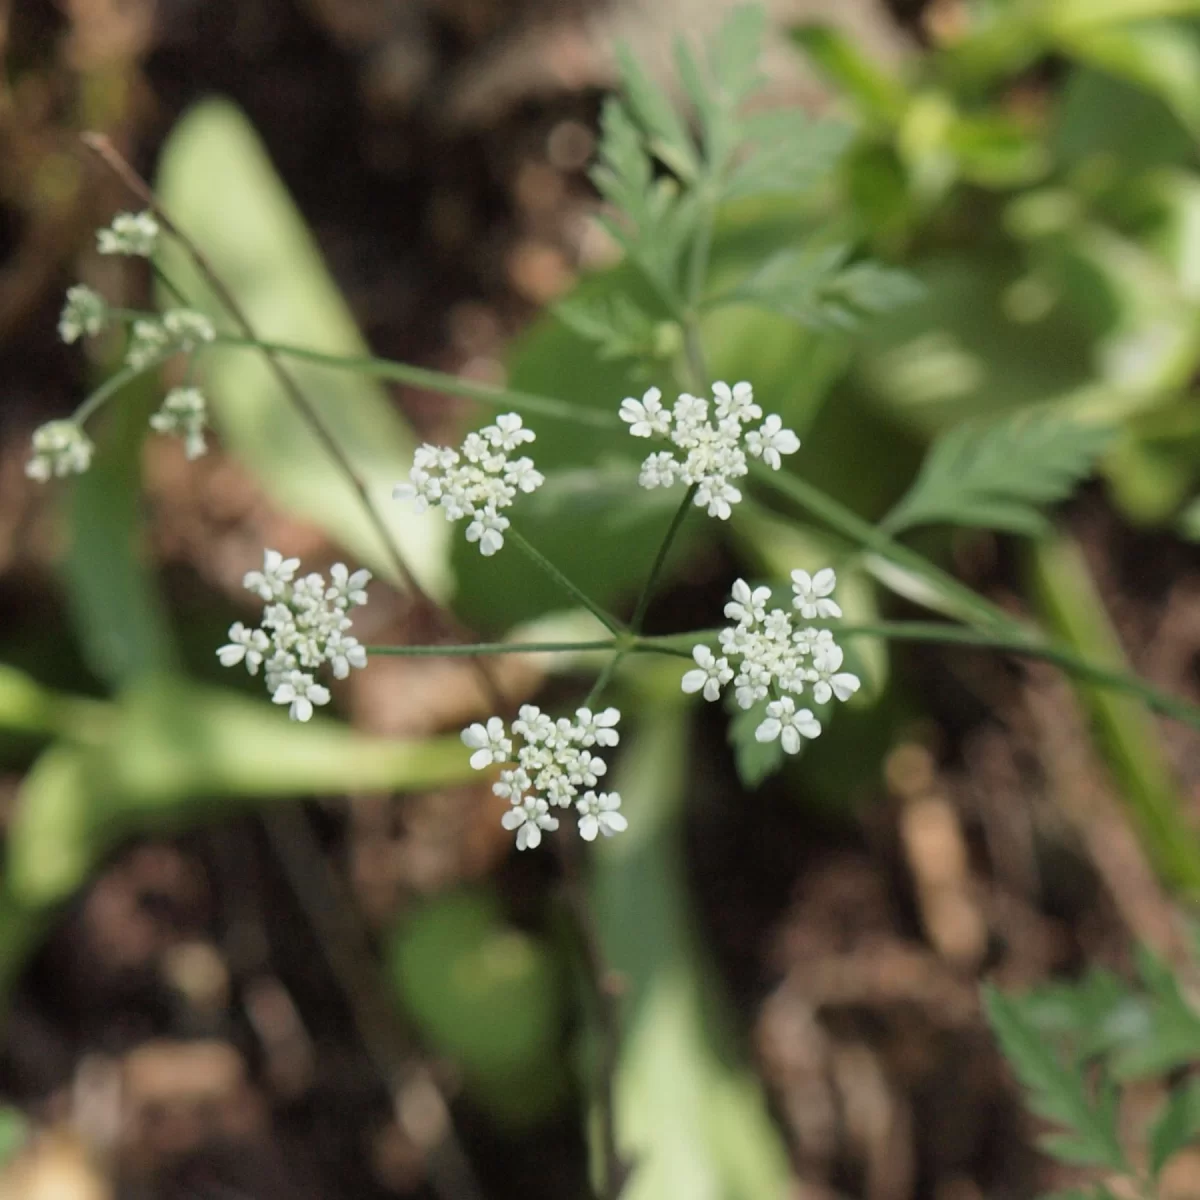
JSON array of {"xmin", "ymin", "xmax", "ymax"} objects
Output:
[{"xmin": 5, "ymin": 0, "xmax": 1200, "ymax": 1198}]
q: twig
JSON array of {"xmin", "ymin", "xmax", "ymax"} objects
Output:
[{"xmin": 78, "ymin": 132, "xmax": 507, "ymax": 712}]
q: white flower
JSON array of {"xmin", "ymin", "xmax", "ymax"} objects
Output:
[
  {"xmin": 502, "ymin": 796, "xmax": 559, "ymax": 850},
  {"xmin": 791, "ymin": 568, "xmax": 842, "ymax": 619},
  {"xmin": 681, "ymin": 646, "xmax": 733, "ymax": 702},
  {"xmin": 725, "ymin": 579, "xmax": 771, "ymax": 626},
  {"xmin": 394, "ymin": 413, "xmax": 543, "ymax": 556},
  {"xmin": 58, "ymin": 285, "xmax": 108, "ymax": 344},
  {"xmin": 576, "ymin": 791, "xmax": 628, "ymax": 841},
  {"xmin": 573, "ymin": 707, "xmax": 621, "ymax": 747},
  {"xmin": 217, "ymin": 622, "xmax": 271, "ymax": 673},
  {"xmin": 25, "ymin": 420, "xmax": 94, "ymax": 482},
  {"xmin": 244, "ymin": 549, "xmax": 301, "ymax": 601},
  {"xmin": 125, "ymin": 319, "xmax": 171, "ymax": 370},
  {"xmin": 97, "ymin": 210, "xmax": 159, "ymax": 257},
  {"xmin": 809, "ymin": 644, "xmax": 861, "ymax": 704},
  {"xmin": 755, "ymin": 696, "xmax": 821, "ymax": 754},
  {"xmin": 149, "ymin": 387, "xmax": 209, "ymax": 459},
  {"xmin": 162, "ymin": 308, "xmax": 216, "ymax": 349},
  {"xmin": 745, "ymin": 414, "xmax": 801, "ymax": 470},
  {"xmin": 623, "ymin": 381, "xmax": 799, "ymax": 520},
  {"xmin": 619, "ymin": 387, "xmax": 671, "ymax": 438},
  {"xmin": 513, "ymin": 704, "xmax": 555, "ymax": 745},
  {"xmin": 712, "ymin": 381, "xmax": 762, "ymax": 423},
  {"xmin": 462, "ymin": 716, "xmax": 512, "ymax": 770},
  {"xmin": 272, "ymin": 670, "xmax": 331, "ymax": 722},
  {"xmin": 493, "ymin": 767, "xmax": 531, "ymax": 801},
  {"xmin": 218, "ymin": 550, "xmax": 371, "ymax": 717}
]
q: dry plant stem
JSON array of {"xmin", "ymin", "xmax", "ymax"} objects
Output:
[
  {"xmin": 264, "ymin": 807, "xmax": 488, "ymax": 1200},
  {"xmin": 558, "ymin": 833, "xmax": 632, "ymax": 1200},
  {"xmin": 79, "ymin": 132, "xmax": 507, "ymax": 712}
]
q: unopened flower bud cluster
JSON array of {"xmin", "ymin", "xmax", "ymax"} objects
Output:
[
  {"xmin": 217, "ymin": 550, "xmax": 372, "ymax": 721},
  {"xmin": 393, "ymin": 413, "xmax": 545, "ymax": 556},
  {"xmin": 25, "ymin": 421, "xmax": 94, "ymax": 482},
  {"xmin": 620, "ymin": 381, "xmax": 800, "ymax": 519},
  {"xmin": 58, "ymin": 286, "xmax": 109, "ymax": 344},
  {"xmin": 125, "ymin": 308, "xmax": 216, "ymax": 371},
  {"xmin": 150, "ymin": 387, "xmax": 209, "ymax": 459},
  {"xmin": 463, "ymin": 705, "xmax": 626, "ymax": 849},
  {"xmin": 97, "ymin": 210, "xmax": 160, "ymax": 258},
  {"xmin": 682, "ymin": 569, "xmax": 860, "ymax": 754}
]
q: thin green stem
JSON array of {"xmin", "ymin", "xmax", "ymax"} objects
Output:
[
  {"xmin": 749, "ymin": 465, "xmax": 1019, "ymax": 634},
  {"xmin": 208, "ymin": 335, "xmax": 620, "ymax": 430},
  {"xmin": 367, "ymin": 639, "xmax": 618, "ymax": 658},
  {"xmin": 72, "ymin": 356, "xmax": 165, "ymax": 426},
  {"xmin": 639, "ymin": 621, "xmax": 1200, "ymax": 732},
  {"xmin": 505, "ymin": 529, "xmax": 628, "ymax": 636},
  {"xmin": 151, "ymin": 261, "xmax": 191, "ymax": 308},
  {"xmin": 629, "ymin": 485, "xmax": 697, "ymax": 633}
]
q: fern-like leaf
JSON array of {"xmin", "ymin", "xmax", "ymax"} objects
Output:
[{"xmin": 883, "ymin": 410, "xmax": 1113, "ymax": 537}]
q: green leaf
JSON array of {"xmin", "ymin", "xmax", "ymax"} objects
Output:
[
  {"xmin": 790, "ymin": 24, "xmax": 907, "ymax": 124},
  {"xmin": 385, "ymin": 887, "xmax": 568, "ymax": 1124},
  {"xmin": 719, "ymin": 244, "xmax": 922, "ymax": 330},
  {"xmin": 983, "ymin": 986, "xmax": 1128, "ymax": 1171},
  {"xmin": 727, "ymin": 699, "xmax": 783, "ymax": 789},
  {"xmin": 722, "ymin": 112, "xmax": 852, "ymax": 202},
  {"xmin": 553, "ymin": 292, "xmax": 676, "ymax": 363},
  {"xmin": 1150, "ymin": 1077, "xmax": 1200, "ymax": 1177},
  {"xmin": 0, "ymin": 1108, "xmax": 28, "ymax": 1167},
  {"xmin": 883, "ymin": 410, "xmax": 1113, "ymax": 536},
  {"xmin": 1111, "ymin": 947, "xmax": 1200, "ymax": 1077},
  {"xmin": 6, "ymin": 676, "xmax": 475, "ymax": 908},
  {"xmin": 615, "ymin": 44, "xmax": 700, "ymax": 182},
  {"xmin": 154, "ymin": 98, "xmax": 449, "ymax": 595}
]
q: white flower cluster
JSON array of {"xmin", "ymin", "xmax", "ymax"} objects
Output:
[
  {"xmin": 681, "ymin": 570, "xmax": 861, "ymax": 754},
  {"xmin": 126, "ymin": 309, "xmax": 216, "ymax": 370},
  {"xmin": 620, "ymin": 381, "xmax": 800, "ymax": 519},
  {"xmin": 97, "ymin": 210, "xmax": 160, "ymax": 257},
  {"xmin": 393, "ymin": 413, "xmax": 545, "ymax": 556},
  {"xmin": 150, "ymin": 387, "xmax": 209, "ymax": 460},
  {"xmin": 25, "ymin": 420, "xmax": 94, "ymax": 482},
  {"xmin": 58, "ymin": 285, "xmax": 109, "ymax": 344},
  {"xmin": 217, "ymin": 550, "xmax": 372, "ymax": 721},
  {"xmin": 463, "ymin": 706, "xmax": 626, "ymax": 849}
]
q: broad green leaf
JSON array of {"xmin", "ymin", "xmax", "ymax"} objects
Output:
[
  {"xmin": 1149, "ymin": 1077, "xmax": 1200, "ymax": 1177},
  {"xmin": 591, "ymin": 687, "xmax": 792, "ymax": 1199},
  {"xmin": 7, "ymin": 676, "xmax": 475, "ymax": 908},
  {"xmin": 65, "ymin": 374, "xmax": 177, "ymax": 685},
  {"xmin": 155, "ymin": 98, "xmax": 449, "ymax": 595},
  {"xmin": 983, "ymin": 986, "xmax": 1128, "ymax": 1171},
  {"xmin": 883, "ymin": 410, "xmax": 1113, "ymax": 536},
  {"xmin": 1061, "ymin": 20, "xmax": 1200, "ymax": 139},
  {"xmin": 386, "ymin": 888, "xmax": 568, "ymax": 1124},
  {"xmin": 1029, "ymin": 536, "xmax": 1200, "ymax": 896}
]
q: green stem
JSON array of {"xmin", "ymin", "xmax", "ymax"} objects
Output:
[
  {"xmin": 584, "ymin": 653, "xmax": 626, "ymax": 709},
  {"xmin": 749, "ymin": 465, "xmax": 1019, "ymax": 634},
  {"xmin": 208, "ymin": 335, "xmax": 619, "ymax": 430},
  {"xmin": 629, "ymin": 484, "xmax": 698, "ymax": 634},
  {"xmin": 639, "ymin": 621, "xmax": 1200, "ymax": 731},
  {"xmin": 505, "ymin": 529, "xmax": 628, "ymax": 636},
  {"xmin": 151, "ymin": 261, "xmax": 191, "ymax": 308},
  {"xmin": 73, "ymin": 357, "xmax": 165, "ymax": 427},
  {"xmin": 367, "ymin": 639, "xmax": 618, "ymax": 658}
]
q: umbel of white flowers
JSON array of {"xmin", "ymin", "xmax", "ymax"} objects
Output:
[
  {"xmin": 25, "ymin": 420, "xmax": 94, "ymax": 482},
  {"xmin": 393, "ymin": 412, "xmax": 545, "ymax": 556},
  {"xmin": 463, "ymin": 705, "xmax": 626, "ymax": 849},
  {"xmin": 620, "ymin": 381, "xmax": 800, "ymax": 519},
  {"xmin": 96, "ymin": 210, "xmax": 160, "ymax": 258},
  {"xmin": 217, "ymin": 550, "xmax": 372, "ymax": 721},
  {"xmin": 681, "ymin": 570, "xmax": 861, "ymax": 754}
]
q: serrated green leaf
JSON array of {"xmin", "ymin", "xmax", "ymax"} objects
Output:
[
  {"xmin": 707, "ymin": 5, "xmax": 767, "ymax": 108},
  {"xmin": 883, "ymin": 411, "xmax": 1113, "ymax": 536},
  {"xmin": 983, "ymin": 986, "xmax": 1128, "ymax": 1171},
  {"xmin": 723, "ymin": 113, "xmax": 852, "ymax": 202},
  {"xmin": 615, "ymin": 44, "xmax": 699, "ymax": 182},
  {"xmin": 718, "ymin": 244, "xmax": 921, "ymax": 330},
  {"xmin": 553, "ymin": 293, "xmax": 673, "ymax": 363},
  {"xmin": 1150, "ymin": 1077, "xmax": 1200, "ymax": 1177},
  {"xmin": 1111, "ymin": 947, "xmax": 1200, "ymax": 1077}
]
